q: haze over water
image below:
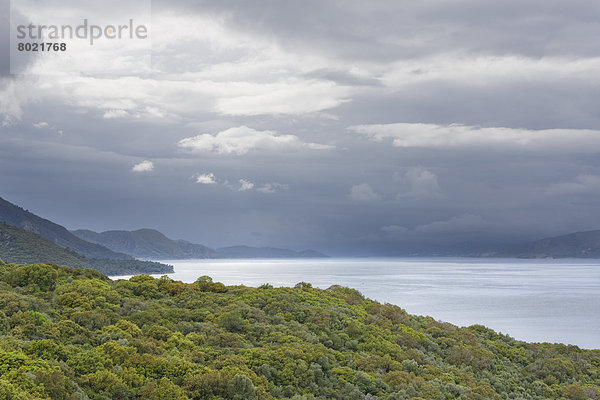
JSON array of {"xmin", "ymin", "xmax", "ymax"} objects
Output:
[{"xmin": 114, "ymin": 258, "xmax": 600, "ymax": 349}]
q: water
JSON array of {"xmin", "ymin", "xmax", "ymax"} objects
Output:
[{"xmin": 111, "ymin": 258, "xmax": 600, "ymax": 349}]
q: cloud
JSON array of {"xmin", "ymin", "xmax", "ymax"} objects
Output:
[
  {"xmin": 381, "ymin": 56, "xmax": 600, "ymax": 89},
  {"xmin": 3, "ymin": 1, "xmax": 600, "ymax": 255},
  {"xmin": 256, "ymin": 182, "xmax": 288, "ymax": 194},
  {"xmin": 381, "ymin": 225, "xmax": 409, "ymax": 234},
  {"xmin": 238, "ymin": 179, "xmax": 255, "ymax": 191},
  {"xmin": 349, "ymin": 183, "xmax": 380, "ymax": 202},
  {"xmin": 194, "ymin": 172, "xmax": 217, "ymax": 184},
  {"xmin": 305, "ymin": 68, "xmax": 382, "ymax": 87},
  {"xmin": 131, "ymin": 160, "xmax": 154, "ymax": 172},
  {"xmin": 380, "ymin": 215, "xmax": 488, "ymax": 236},
  {"xmin": 32, "ymin": 122, "xmax": 49, "ymax": 129},
  {"xmin": 191, "ymin": 174, "xmax": 288, "ymax": 193},
  {"xmin": 349, "ymin": 123, "xmax": 600, "ymax": 152},
  {"xmin": 103, "ymin": 109, "xmax": 130, "ymax": 119},
  {"xmin": 178, "ymin": 126, "xmax": 333, "ymax": 155},
  {"xmin": 397, "ymin": 167, "xmax": 443, "ymax": 199},
  {"xmin": 214, "ymin": 80, "xmax": 351, "ymax": 116},
  {"xmin": 237, "ymin": 180, "xmax": 289, "ymax": 193},
  {"xmin": 1, "ymin": 7, "xmax": 355, "ymax": 122},
  {"xmin": 415, "ymin": 214, "xmax": 488, "ymax": 233},
  {"xmin": 546, "ymin": 175, "xmax": 600, "ymax": 196}
]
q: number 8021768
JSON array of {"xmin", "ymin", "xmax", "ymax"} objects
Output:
[{"xmin": 17, "ymin": 42, "xmax": 67, "ymax": 51}]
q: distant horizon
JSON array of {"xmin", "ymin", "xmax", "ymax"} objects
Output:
[{"xmin": 5, "ymin": 192, "xmax": 600, "ymax": 259}]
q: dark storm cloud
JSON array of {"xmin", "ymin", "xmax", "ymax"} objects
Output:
[
  {"xmin": 304, "ymin": 68, "xmax": 382, "ymax": 87},
  {"xmin": 333, "ymin": 78, "xmax": 600, "ymax": 130},
  {"xmin": 178, "ymin": 0, "xmax": 600, "ymax": 60},
  {"xmin": 1, "ymin": 0, "xmax": 599, "ymax": 255}
]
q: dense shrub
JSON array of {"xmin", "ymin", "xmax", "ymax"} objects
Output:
[{"xmin": 0, "ymin": 263, "xmax": 597, "ymax": 399}]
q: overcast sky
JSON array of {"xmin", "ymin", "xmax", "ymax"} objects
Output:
[{"xmin": 1, "ymin": 0, "xmax": 600, "ymax": 255}]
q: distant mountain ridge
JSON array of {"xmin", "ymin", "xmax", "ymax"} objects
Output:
[
  {"xmin": 73, "ymin": 229, "xmax": 329, "ymax": 260},
  {"xmin": 72, "ymin": 228, "xmax": 223, "ymax": 260},
  {"xmin": 0, "ymin": 222, "xmax": 171, "ymax": 275},
  {"xmin": 482, "ymin": 229, "xmax": 600, "ymax": 258},
  {"xmin": 0, "ymin": 196, "xmax": 132, "ymax": 260},
  {"xmin": 217, "ymin": 245, "xmax": 328, "ymax": 259},
  {"xmin": 1, "ymin": 196, "xmax": 328, "ymax": 263}
]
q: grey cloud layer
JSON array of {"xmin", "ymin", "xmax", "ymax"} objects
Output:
[{"xmin": 0, "ymin": 0, "xmax": 599, "ymax": 254}]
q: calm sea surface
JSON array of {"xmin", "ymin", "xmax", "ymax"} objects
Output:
[{"xmin": 111, "ymin": 258, "xmax": 600, "ymax": 349}]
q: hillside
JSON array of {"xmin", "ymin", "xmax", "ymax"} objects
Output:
[
  {"xmin": 0, "ymin": 222, "xmax": 172, "ymax": 275},
  {"xmin": 0, "ymin": 196, "xmax": 132, "ymax": 260},
  {"xmin": 217, "ymin": 245, "xmax": 328, "ymax": 258},
  {"xmin": 482, "ymin": 230, "xmax": 600, "ymax": 258},
  {"xmin": 72, "ymin": 228, "xmax": 223, "ymax": 260},
  {"xmin": 0, "ymin": 261, "xmax": 597, "ymax": 399}
]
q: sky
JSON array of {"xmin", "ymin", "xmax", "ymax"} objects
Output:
[{"xmin": 1, "ymin": 0, "xmax": 600, "ymax": 255}]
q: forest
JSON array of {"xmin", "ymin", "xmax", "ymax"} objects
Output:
[{"xmin": 0, "ymin": 259, "xmax": 598, "ymax": 399}]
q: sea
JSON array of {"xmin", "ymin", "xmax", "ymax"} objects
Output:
[{"xmin": 110, "ymin": 258, "xmax": 600, "ymax": 349}]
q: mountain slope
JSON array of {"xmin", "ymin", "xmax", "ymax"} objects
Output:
[
  {"xmin": 0, "ymin": 263, "xmax": 598, "ymax": 399},
  {"xmin": 217, "ymin": 245, "xmax": 328, "ymax": 258},
  {"xmin": 482, "ymin": 229, "xmax": 600, "ymax": 258},
  {"xmin": 0, "ymin": 196, "xmax": 132, "ymax": 260},
  {"xmin": 0, "ymin": 222, "xmax": 172, "ymax": 275},
  {"xmin": 72, "ymin": 228, "xmax": 224, "ymax": 259}
]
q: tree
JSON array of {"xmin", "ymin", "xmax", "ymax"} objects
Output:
[
  {"xmin": 0, "ymin": 379, "xmax": 28, "ymax": 400},
  {"xmin": 226, "ymin": 374, "xmax": 255, "ymax": 400},
  {"xmin": 140, "ymin": 378, "xmax": 189, "ymax": 400},
  {"xmin": 7, "ymin": 263, "xmax": 58, "ymax": 291}
]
